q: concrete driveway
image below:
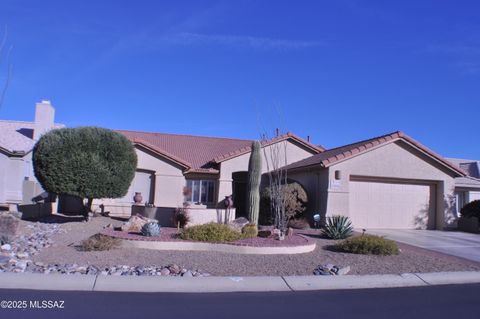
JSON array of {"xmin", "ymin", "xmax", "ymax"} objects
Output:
[{"xmin": 366, "ymin": 229, "xmax": 480, "ymax": 263}]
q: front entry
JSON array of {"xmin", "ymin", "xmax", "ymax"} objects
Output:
[{"xmin": 232, "ymin": 171, "xmax": 248, "ymax": 218}]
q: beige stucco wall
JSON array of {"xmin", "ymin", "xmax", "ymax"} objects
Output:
[
  {"xmin": 217, "ymin": 140, "xmax": 316, "ymax": 201},
  {"xmin": 290, "ymin": 141, "xmax": 459, "ymax": 229},
  {"xmin": 0, "ymin": 152, "xmax": 7, "ymax": 203},
  {"xmin": 2, "ymin": 155, "xmax": 27, "ymax": 204}
]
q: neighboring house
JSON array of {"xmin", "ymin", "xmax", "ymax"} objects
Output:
[
  {"xmin": 446, "ymin": 158, "xmax": 480, "ymax": 212},
  {"xmin": 96, "ymin": 130, "xmax": 323, "ymax": 220},
  {"xmin": 0, "ymin": 101, "xmax": 64, "ymax": 209},
  {"xmin": 285, "ymin": 131, "xmax": 467, "ymax": 230}
]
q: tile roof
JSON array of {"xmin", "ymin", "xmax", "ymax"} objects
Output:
[
  {"xmin": 0, "ymin": 120, "xmax": 64, "ymax": 155},
  {"xmin": 284, "ymin": 131, "xmax": 467, "ymax": 177},
  {"xmin": 116, "ymin": 130, "xmax": 323, "ymax": 171},
  {"xmin": 446, "ymin": 158, "xmax": 480, "ymax": 179}
]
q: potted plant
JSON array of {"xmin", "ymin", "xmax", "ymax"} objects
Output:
[{"xmin": 458, "ymin": 200, "xmax": 480, "ymax": 233}]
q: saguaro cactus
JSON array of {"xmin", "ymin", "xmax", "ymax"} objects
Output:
[{"xmin": 247, "ymin": 140, "xmax": 262, "ymax": 225}]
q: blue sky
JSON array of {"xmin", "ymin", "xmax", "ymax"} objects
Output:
[{"xmin": 0, "ymin": 0, "xmax": 479, "ymax": 158}]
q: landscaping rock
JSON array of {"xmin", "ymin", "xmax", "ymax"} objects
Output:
[
  {"xmin": 314, "ymin": 264, "xmax": 350, "ymax": 276},
  {"xmin": 183, "ymin": 270, "xmax": 193, "ymax": 277},
  {"xmin": 1, "ymin": 244, "xmax": 12, "ymax": 251},
  {"xmin": 0, "ymin": 255, "xmax": 10, "ymax": 265},
  {"xmin": 337, "ymin": 266, "xmax": 351, "ymax": 276},
  {"xmin": 121, "ymin": 214, "xmax": 157, "ymax": 233},
  {"xmin": 228, "ymin": 217, "xmax": 250, "ymax": 232},
  {"xmin": 0, "ymin": 212, "xmax": 20, "ymax": 236},
  {"xmin": 257, "ymin": 230, "xmax": 273, "ymax": 238},
  {"xmin": 160, "ymin": 268, "xmax": 170, "ymax": 276}
]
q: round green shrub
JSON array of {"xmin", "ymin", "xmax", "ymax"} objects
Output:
[
  {"xmin": 181, "ymin": 223, "xmax": 244, "ymax": 242},
  {"xmin": 242, "ymin": 223, "xmax": 258, "ymax": 238},
  {"xmin": 335, "ymin": 235, "xmax": 399, "ymax": 256},
  {"xmin": 33, "ymin": 127, "xmax": 137, "ymax": 211},
  {"xmin": 460, "ymin": 200, "xmax": 480, "ymax": 219}
]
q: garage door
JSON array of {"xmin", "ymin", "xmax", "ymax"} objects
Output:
[{"xmin": 349, "ymin": 178, "xmax": 436, "ymax": 229}]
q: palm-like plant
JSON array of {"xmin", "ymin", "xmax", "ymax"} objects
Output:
[{"xmin": 321, "ymin": 215, "xmax": 353, "ymax": 239}]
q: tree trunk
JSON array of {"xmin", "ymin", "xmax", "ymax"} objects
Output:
[{"xmin": 84, "ymin": 197, "xmax": 93, "ymax": 220}]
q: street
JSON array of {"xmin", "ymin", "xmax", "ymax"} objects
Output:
[{"xmin": 0, "ymin": 283, "xmax": 479, "ymax": 319}]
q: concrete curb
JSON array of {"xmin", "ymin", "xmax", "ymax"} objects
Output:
[
  {"xmin": 0, "ymin": 271, "xmax": 479, "ymax": 293},
  {"xmin": 121, "ymin": 239, "xmax": 316, "ymax": 255}
]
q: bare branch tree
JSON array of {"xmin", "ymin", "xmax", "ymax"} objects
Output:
[
  {"xmin": 0, "ymin": 25, "xmax": 13, "ymax": 109},
  {"xmin": 259, "ymin": 107, "xmax": 289, "ymax": 240}
]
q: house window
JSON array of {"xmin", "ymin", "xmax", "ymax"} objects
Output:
[{"xmin": 185, "ymin": 180, "xmax": 215, "ymax": 204}]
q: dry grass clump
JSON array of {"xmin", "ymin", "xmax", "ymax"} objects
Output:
[{"xmin": 81, "ymin": 233, "xmax": 121, "ymax": 251}]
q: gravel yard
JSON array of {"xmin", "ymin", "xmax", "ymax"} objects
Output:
[{"xmin": 25, "ymin": 215, "xmax": 480, "ymax": 276}]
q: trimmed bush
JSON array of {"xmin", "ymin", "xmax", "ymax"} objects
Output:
[
  {"xmin": 460, "ymin": 200, "xmax": 480, "ymax": 219},
  {"xmin": 81, "ymin": 234, "xmax": 121, "ymax": 251},
  {"xmin": 260, "ymin": 182, "xmax": 308, "ymax": 225},
  {"xmin": 33, "ymin": 127, "xmax": 137, "ymax": 213},
  {"xmin": 242, "ymin": 223, "xmax": 258, "ymax": 238},
  {"xmin": 181, "ymin": 223, "xmax": 244, "ymax": 242},
  {"xmin": 322, "ymin": 215, "xmax": 353, "ymax": 239},
  {"xmin": 335, "ymin": 235, "xmax": 399, "ymax": 256}
]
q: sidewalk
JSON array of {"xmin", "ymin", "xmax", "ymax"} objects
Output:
[{"xmin": 1, "ymin": 271, "xmax": 480, "ymax": 293}]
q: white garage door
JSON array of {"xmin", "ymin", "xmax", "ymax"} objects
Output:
[{"xmin": 349, "ymin": 179, "xmax": 436, "ymax": 229}]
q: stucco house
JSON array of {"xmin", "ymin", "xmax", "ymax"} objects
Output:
[
  {"xmin": 95, "ymin": 130, "xmax": 323, "ymax": 224},
  {"xmin": 285, "ymin": 131, "xmax": 478, "ymax": 230},
  {"xmin": 2, "ymin": 102, "xmax": 478, "ymax": 230},
  {"xmin": 447, "ymin": 158, "xmax": 480, "ymax": 211},
  {"xmin": 0, "ymin": 101, "xmax": 63, "ymax": 210}
]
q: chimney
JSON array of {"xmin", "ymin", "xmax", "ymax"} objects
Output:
[{"xmin": 33, "ymin": 100, "xmax": 55, "ymax": 141}]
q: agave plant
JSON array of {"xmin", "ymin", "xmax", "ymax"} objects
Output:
[
  {"xmin": 141, "ymin": 222, "xmax": 160, "ymax": 237},
  {"xmin": 321, "ymin": 215, "xmax": 353, "ymax": 239}
]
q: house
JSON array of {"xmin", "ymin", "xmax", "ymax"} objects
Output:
[
  {"xmin": 94, "ymin": 129, "xmax": 323, "ymax": 224},
  {"xmin": 0, "ymin": 101, "xmax": 64, "ymax": 210},
  {"xmin": 284, "ymin": 131, "xmax": 470, "ymax": 230},
  {"xmin": 447, "ymin": 158, "xmax": 480, "ymax": 212}
]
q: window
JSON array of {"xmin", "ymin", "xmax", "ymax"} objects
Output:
[{"xmin": 185, "ymin": 180, "xmax": 215, "ymax": 204}]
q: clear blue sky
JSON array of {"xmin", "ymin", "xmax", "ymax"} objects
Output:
[{"xmin": 1, "ymin": 0, "xmax": 479, "ymax": 158}]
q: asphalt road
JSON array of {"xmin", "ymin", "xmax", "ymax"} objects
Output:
[{"xmin": 0, "ymin": 284, "xmax": 479, "ymax": 319}]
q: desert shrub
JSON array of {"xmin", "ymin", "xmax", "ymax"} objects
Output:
[
  {"xmin": 260, "ymin": 182, "xmax": 308, "ymax": 225},
  {"xmin": 242, "ymin": 223, "xmax": 258, "ymax": 238},
  {"xmin": 173, "ymin": 206, "xmax": 190, "ymax": 228},
  {"xmin": 335, "ymin": 235, "xmax": 399, "ymax": 256},
  {"xmin": 460, "ymin": 200, "xmax": 480, "ymax": 219},
  {"xmin": 288, "ymin": 217, "xmax": 310, "ymax": 229},
  {"xmin": 33, "ymin": 127, "xmax": 137, "ymax": 213},
  {"xmin": 81, "ymin": 233, "xmax": 121, "ymax": 251},
  {"xmin": 321, "ymin": 215, "xmax": 353, "ymax": 239},
  {"xmin": 181, "ymin": 223, "xmax": 244, "ymax": 242}
]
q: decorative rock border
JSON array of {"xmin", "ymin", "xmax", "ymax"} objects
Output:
[{"xmin": 102, "ymin": 228, "xmax": 316, "ymax": 255}]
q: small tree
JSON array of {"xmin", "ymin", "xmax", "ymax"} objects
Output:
[
  {"xmin": 33, "ymin": 127, "xmax": 137, "ymax": 218},
  {"xmin": 246, "ymin": 140, "xmax": 262, "ymax": 225},
  {"xmin": 261, "ymin": 132, "xmax": 289, "ymax": 239}
]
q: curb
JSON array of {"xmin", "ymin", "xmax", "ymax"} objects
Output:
[
  {"xmin": 121, "ymin": 239, "xmax": 316, "ymax": 255},
  {"xmin": 1, "ymin": 271, "xmax": 480, "ymax": 293}
]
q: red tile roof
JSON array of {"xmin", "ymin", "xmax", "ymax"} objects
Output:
[
  {"xmin": 285, "ymin": 131, "xmax": 467, "ymax": 176},
  {"xmin": 116, "ymin": 130, "xmax": 322, "ymax": 172}
]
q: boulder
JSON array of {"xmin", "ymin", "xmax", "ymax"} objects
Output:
[
  {"xmin": 121, "ymin": 214, "xmax": 157, "ymax": 233},
  {"xmin": 258, "ymin": 229, "xmax": 273, "ymax": 238},
  {"xmin": 228, "ymin": 217, "xmax": 250, "ymax": 232},
  {"xmin": 0, "ymin": 212, "xmax": 20, "ymax": 237}
]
